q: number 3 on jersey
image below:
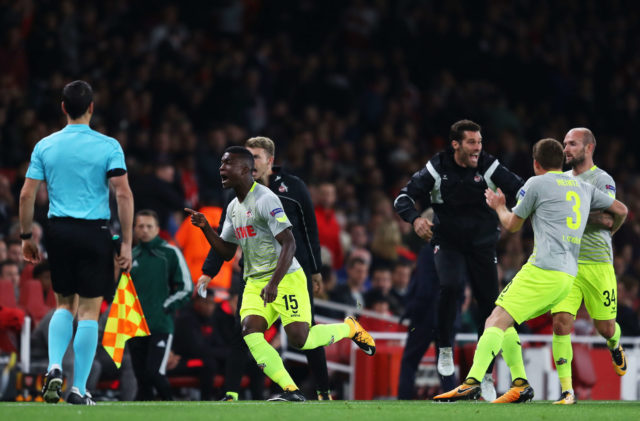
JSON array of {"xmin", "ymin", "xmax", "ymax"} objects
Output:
[{"xmin": 566, "ymin": 191, "xmax": 581, "ymax": 230}]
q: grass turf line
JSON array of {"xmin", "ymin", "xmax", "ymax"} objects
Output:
[{"xmin": 2, "ymin": 400, "xmax": 640, "ymax": 421}]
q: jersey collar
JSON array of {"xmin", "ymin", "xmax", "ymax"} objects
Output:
[{"xmin": 63, "ymin": 124, "xmax": 90, "ymax": 131}]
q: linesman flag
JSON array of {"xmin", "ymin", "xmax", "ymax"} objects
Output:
[{"xmin": 102, "ymin": 272, "xmax": 150, "ymax": 368}]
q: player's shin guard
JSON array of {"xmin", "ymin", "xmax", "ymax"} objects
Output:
[
  {"xmin": 552, "ymin": 333, "xmax": 573, "ymax": 391},
  {"xmin": 48, "ymin": 309, "xmax": 74, "ymax": 371},
  {"xmin": 244, "ymin": 332, "xmax": 296, "ymax": 390},
  {"xmin": 502, "ymin": 327, "xmax": 527, "ymax": 381},
  {"xmin": 72, "ymin": 320, "xmax": 98, "ymax": 396},
  {"xmin": 300, "ymin": 323, "xmax": 351, "ymax": 350},
  {"xmin": 467, "ymin": 327, "xmax": 504, "ymax": 382}
]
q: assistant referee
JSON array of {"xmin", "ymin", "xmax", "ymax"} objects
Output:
[{"xmin": 19, "ymin": 80, "xmax": 134, "ymax": 405}]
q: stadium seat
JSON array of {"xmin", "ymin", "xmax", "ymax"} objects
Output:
[
  {"xmin": 19, "ymin": 263, "xmax": 34, "ymax": 287},
  {"xmin": 19, "ymin": 280, "xmax": 50, "ymax": 326},
  {"xmin": 0, "ymin": 279, "xmax": 17, "ymax": 308}
]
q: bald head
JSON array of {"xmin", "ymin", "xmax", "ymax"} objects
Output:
[
  {"xmin": 563, "ymin": 127, "xmax": 596, "ymax": 172},
  {"xmin": 568, "ymin": 128, "xmax": 596, "ymax": 148}
]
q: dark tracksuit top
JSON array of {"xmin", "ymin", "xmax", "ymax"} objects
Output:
[
  {"xmin": 394, "ymin": 148, "xmax": 524, "ymax": 347},
  {"xmin": 394, "ymin": 149, "xmax": 524, "ymax": 249},
  {"xmin": 130, "ymin": 236, "xmax": 193, "ymax": 334}
]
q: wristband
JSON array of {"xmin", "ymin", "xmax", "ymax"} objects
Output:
[{"xmin": 20, "ymin": 232, "xmax": 32, "ymax": 239}]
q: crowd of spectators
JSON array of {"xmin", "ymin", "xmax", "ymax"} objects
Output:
[{"xmin": 2, "ymin": 0, "xmax": 640, "ymax": 398}]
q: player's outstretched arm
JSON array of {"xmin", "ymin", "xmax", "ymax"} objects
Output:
[
  {"xmin": 185, "ymin": 208, "xmax": 237, "ymax": 261},
  {"xmin": 485, "ymin": 188, "xmax": 525, "ymax": 232}
]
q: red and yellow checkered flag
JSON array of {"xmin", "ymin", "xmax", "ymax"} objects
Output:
[{"xmin": 102, "ymin": 272, "xmax": 150, "ymax": 368}]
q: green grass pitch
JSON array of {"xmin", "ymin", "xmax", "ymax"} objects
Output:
[{"xmin": 3, "ymin": 400, "xmax": 640, "ymax": 421}]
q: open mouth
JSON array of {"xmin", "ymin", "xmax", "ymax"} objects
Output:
[
  {"xmin": 221, "ymin": 175, "xmax": 229, "ymax": 184},
  {"xmin": 470, "ymin": 153, "xmax": 479, "ymax": 163}
]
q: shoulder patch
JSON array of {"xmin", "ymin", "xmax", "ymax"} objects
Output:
[{"xmin": 270, "ymin": 207, "xmax": 284, "ymax": 217}]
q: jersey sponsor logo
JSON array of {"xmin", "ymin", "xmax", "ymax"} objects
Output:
[
  {"xmin": 246, "ymin": 209, "xmax": 253, "ymax": 218},
  {"xmin": 556, "ymin": 358, "xmax": 568, "ymax": 365},
  {"xmin": 235, "ymin": 225, "xmax": 257, "ymax": 239},
  {"xmin": 278, "ymin": 182, "xmax": 288, "ymax": 192},
  {"xmin": 474, "ymin": 173, "xmax": 482, "ymax": 182}
]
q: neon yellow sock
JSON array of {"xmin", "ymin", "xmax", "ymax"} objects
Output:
[
  {"xmin": 244, "ymin": 332, "xmax": 296, "ymax": 390},
  {"xmin": 467, "ymin": 327, "xmax": 504, "ymax": 382},
  {"xmin": 502, "ymin": 327, "xmax": 527, "ymax": 381},
  {"xmin": 300, "ymin": 323, "xmax": 351, "ymax": 350},
  {"xmin": 559, "ymin": 377, "xmax": 573, "ymax": 393},
  {"xmin": 552, "ymin": 333, "xmax": 573, "ymax": 389},
  {"xmin": 606, "ymin": 323, "xmax": 621, "ymax": 349}
]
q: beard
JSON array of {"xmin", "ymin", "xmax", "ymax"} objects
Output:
[{"xmin": 567, "ymin": 153, "xmax": 585, "ymax": 168}]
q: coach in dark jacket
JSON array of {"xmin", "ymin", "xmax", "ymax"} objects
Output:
[{"xmin": 394, "ymin": 120, "xmax": 523, "ymax": 386}]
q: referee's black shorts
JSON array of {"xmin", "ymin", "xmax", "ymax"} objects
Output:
[{"xmin": 45, "ymin": 217, "xmax": 115, "ymax": 298}]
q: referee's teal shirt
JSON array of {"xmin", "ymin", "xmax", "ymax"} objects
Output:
[{"xmin": 25, "ymin": 124, "xmax": 127, "ymax": 220}]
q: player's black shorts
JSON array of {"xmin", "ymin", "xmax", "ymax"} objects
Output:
[{"xmin": 45, "ymin": 217, "xmax": 115, "ymax": 298}]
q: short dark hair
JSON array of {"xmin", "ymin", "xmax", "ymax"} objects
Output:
[
  {"xmin": 533, "ymin": 138, "xmax": 564, "ymax": 170},
  {"xmin": 347, "ymin": 256, "xmax": 367, "ymax": 269},
  {"xmin": 0, "ymin": 259, "xmax": 18, "ymax": 273},
  {"xmin": 365, "ymin": 288, "xmax": 390, "ymax": 308},
  {"xmin": 135, "ymin": 209, "xmax": 160, "ymax": 226},
  {"xmin": 62, "ymin": 80, "xmax": 93, "ymax": 119},
  {"xmin": 6, "ymin": 239, "xmax": 21, "ymax": 248},
  {"xmin": 449, "ymin": 119, "xmax": 481, "ymax": 142},
  {"xmin": 224, "ymin": 146, "xmax": 255, "ymax": 170}
]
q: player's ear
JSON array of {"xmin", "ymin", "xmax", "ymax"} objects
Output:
[
  {"xmin": 61, "ymin": 102, "xmax": 67, "ymax": 115},
  {"xmin": 451, "ymin": 140, "xmax": 460, "ymax": 151}
]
